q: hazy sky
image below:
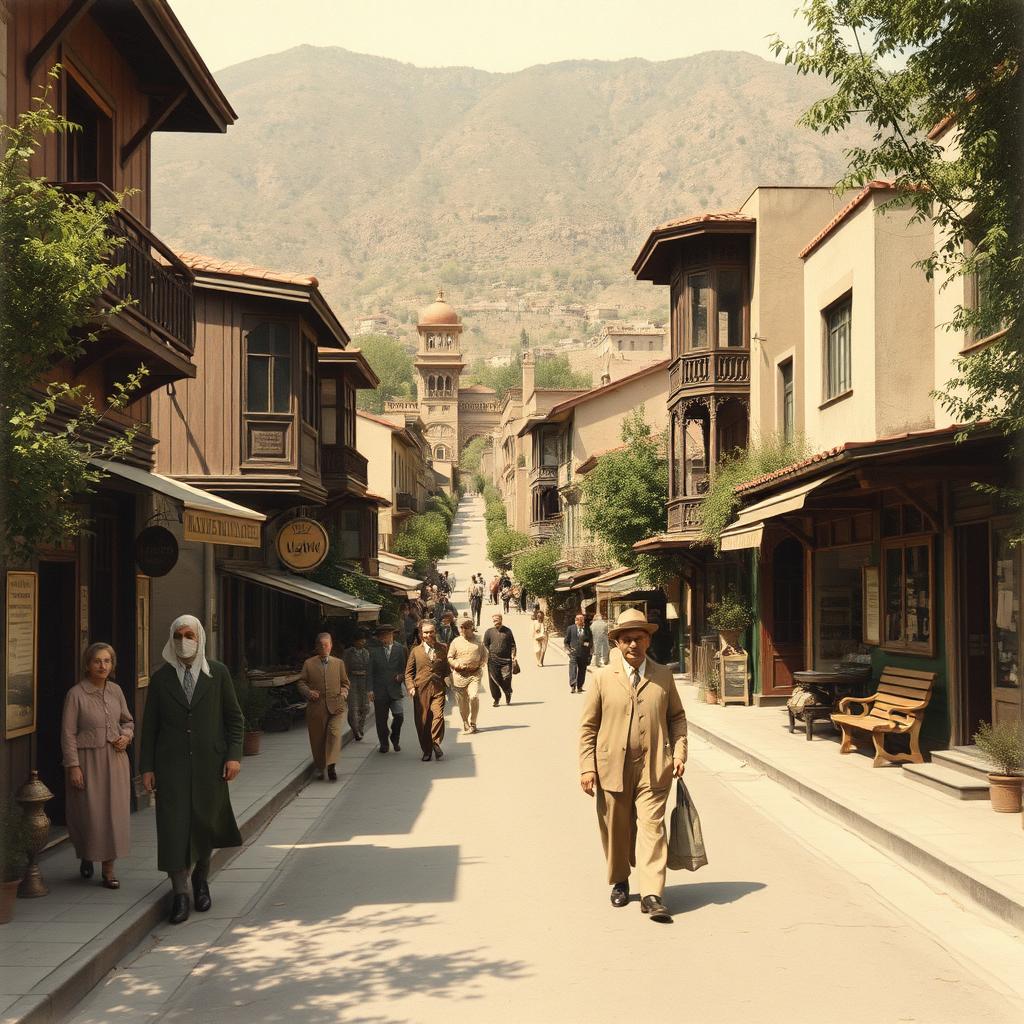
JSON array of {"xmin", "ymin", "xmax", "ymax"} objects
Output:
[{"xmin": 169, "ymin": 0, "xmax": 807, "ymax": 74}]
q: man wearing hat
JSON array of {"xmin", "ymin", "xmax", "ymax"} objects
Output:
[
  {"xmin": 448, "ymin": 615, "xmax": 487, "ymax": 733},
  {"xmin": 436, "ymin": 609, "xmax": 458, "ymax": 646},
  {"xmin": 342, "ymin": 629, "xmax": 372, "ymax": 741},
  {"xmin": 578, "ymin": 608, "xmax": 687, "ymax": 923},
  {"xmin": 405, "ymin": 619, "xmax": 450, "ymax": 761},
  {"xmin": 297, "ymin": 632, "xmax": 350, "ymax": 782},
  {"xmin": 368, "ymin": 622, "xmax": 408, "ymax": 753}
]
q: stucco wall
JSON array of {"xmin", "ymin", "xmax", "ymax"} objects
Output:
[{"xmin": 571, "ymin": 372, "xmax": 668, "ymax": 469}]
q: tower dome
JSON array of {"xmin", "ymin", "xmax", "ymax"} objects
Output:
[{"xmin": 418, "ymin": 289, "xmax": 461, "ymax": 328}]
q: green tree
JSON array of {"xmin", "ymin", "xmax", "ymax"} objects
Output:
[
  {"xmin": 512, "ymin": 541, "xmax": 561, "ymax": 599},
  {"xmin": 1, "ymin": 75, "xmax": 146, "ymax": 562},
  {"xmin": 459, "ymin": 435, "xmax": 492, "ymax": 474},
  {"xmin": 772, "ymin": 0, "xmax": 1024, "ymax": 528},
  {"xmin": 487, "ymin": 525, "xmax": 530, "ymax": 570},
  {"xmin": 580, "ymin": 409, "xmax": 669, "ymax": 582},
  {"xmin": 535, "ymin": 354, "xmax": 591, "ymax": 391},
  {"xmin": 355, "ymin": 334, "xmax": 416, "ymax": 413}
]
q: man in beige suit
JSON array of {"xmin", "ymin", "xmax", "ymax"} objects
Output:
[
  {"xmin": 405, "ymin": 620, "xmax": 449, "ymax": 762},
  {"xmin": 578, "ymin": 608, "xmax": 687, "ymax": 923},
  {"xmin": 298, "ymin": 632, "xmax": 350, "ymax": 781}
]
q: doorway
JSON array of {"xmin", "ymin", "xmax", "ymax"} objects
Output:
[
  {"xmin": 35, "ymin": 561, "xmax": 78, "ymax": 824},
  {"xmin": 957, "ymin": 523, "xmax": 992, "ymax": 739},
  {"xmin": 762, "ymin": 536, "xmax": 805, "ymax": 695}
]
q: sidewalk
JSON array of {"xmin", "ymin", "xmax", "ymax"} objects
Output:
[
  {"xmin": 679, "ymin": 679, "xmax": 1024, "ymax": 931},
  {"xmin": 0, "ymin": 723, "xmax": 321, "ymax": 1024}
]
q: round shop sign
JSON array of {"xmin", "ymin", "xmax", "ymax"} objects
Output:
[
  {"xmin": 276, "ymin": 518, "xmax": 329, "ymax": 572},
  {"xmin": 135, "ymin": 526, "xmax": 179, "ymax": 577}
]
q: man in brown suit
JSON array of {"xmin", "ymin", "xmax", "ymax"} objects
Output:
[
  {"xmin": 578, "ymin": 608, "xmax": 687, "ymax": 923},
  {"xmin": 405, "ymin": 619, "xmax": 449, "ymax": 762},
  {"xmin": 298, "ymin": 632, "xmax": 350, "ymax": 781}
]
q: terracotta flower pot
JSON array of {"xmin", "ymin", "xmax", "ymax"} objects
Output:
[
  {"xmin": 0, "ymin": 879, "xmax": 20, "ymax": 924},
  {"xmin": 242, "ymin": 730, "xmax": 263, "ymax": 757},
  {"xmin": 704, "ymin": 690, "xmax": 720, "ymax": 705},
  {"xmin": 988, "ymin": 774, "xmax": 1023, "ymax": 813}
]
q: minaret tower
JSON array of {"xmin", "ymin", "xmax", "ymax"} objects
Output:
[{"xmin": 414, "ymin": 290, "xmax": 465, "ymax": 475}]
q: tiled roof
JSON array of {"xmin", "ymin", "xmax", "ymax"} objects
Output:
[
  {"xmin": 575, "ymin": 444, "xmax": 628, "ymax": 476},
  {"xmin": 798, "ymin": 181, "xmax": 894, "ymax": 259},
  {"xmin": 649, "ymin": 211, "xmax": 754, "ymax": 233},
  {"xmin": 356, "ymin": 410, "xmax": 401, "ymax": 431},
  {"xmin": 175, "ymin": 251, "xmax": 319, "ymax": 287},
  {"xmin": 545, "ymin": 359, "xmax": 670, "ymax": 418},
  {"xmin": 735, "ymin": 446, "xmax": 847, "ymax": 493}
]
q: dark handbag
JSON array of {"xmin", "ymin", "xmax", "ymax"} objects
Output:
[
  {"xmin": 667, "ymin": 779, "xmax": 708, "ymax": 872},
  {"xmin": 511, "ymin": 658, "xmax": 521, "ymax": 675}
]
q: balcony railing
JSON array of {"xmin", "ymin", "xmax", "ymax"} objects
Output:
[
  {"xmin": 396, "ymin": 491, "xmax": 418, "ymax": 512},
  {"xmin": 529, "ymin": 464, "xmax": 558, "ymax": 486},
  {"xmin": 667, "ymin": 495, "xmax": 703, "ymax": 534},
  {"xmin": 529, "ymin": 514, "xmax": 563, "ymax": 540},
  {"xmin": 62, "ymin": 182, "xmax": 194, "ymax": 357},
  {"xmin": 562, "ymin": 543, "xmax": 605, "ymax": 569},
  {"xmin": 669, "ymin": 349, "xmax": 750, "ymax": 397},
  {"xmin": 321, "ymin": 444, "xmax": 369, "ymax": 487}
]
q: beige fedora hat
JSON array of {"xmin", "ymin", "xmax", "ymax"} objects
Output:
[{"xmin": 607, "ymin": 607, "xmax": 659, "ymax": 640}]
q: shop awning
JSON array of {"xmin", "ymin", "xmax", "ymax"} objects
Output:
[
  {"xmin": 376, "ymin": 566, "xmax": 423, "ymax": 600},
  {"xmin": 599, "ymin": 570, "xmax": 642, "ymax": 594},
  {"xmin": 719, "ymin": 471, "xmax": 843, "ymax": 551},
  {"xmin": 93, "ymin": 459, "xmax": 264, "ymax": 547},
  {"xmin": 222, "ymin": 565, "xmax": 381, "ymax": 621}
]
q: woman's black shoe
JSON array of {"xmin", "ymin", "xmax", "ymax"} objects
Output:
[
  {"xmin": 80, "ymin": 860, "xmax": 93, "ymax": 879},
  {"xmin": 169, "ymin": 893, "xmax": 191, "ymax": 924},
  {"xmin": 193, "ymin": 879, "xmax": 212, "ymax": 912}
]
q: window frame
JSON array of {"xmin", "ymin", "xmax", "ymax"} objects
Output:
[
  {"xmin": 779, "ymin": 358, "xmax": 794, "ymax": 443},
  {"xmin": 881, "ymin": 534, "xmax": 936, "ymax": 656},
  {"xmin": 681, "ymin": 264, "xmax": 749, "ymax": 351},
  {"xmin": 300, "ymin": 333, "xmax": 319, "ymax": 429},
  {"xmin": 822, "ymin": 292, "xmax": 853, "ymax": 403},
  {"xmin": 244, "ymin": 319, "xmax": 294, "ymax": 414}
]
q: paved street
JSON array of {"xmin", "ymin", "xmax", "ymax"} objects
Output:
[{"xmin": 65, "ymin": 496, "xmax": 1023, "ymax": 1024}]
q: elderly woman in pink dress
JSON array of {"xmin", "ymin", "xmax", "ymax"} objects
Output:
[{"xmin": 61, "ymin": 642, "xmax": 133, "ymax": 888}]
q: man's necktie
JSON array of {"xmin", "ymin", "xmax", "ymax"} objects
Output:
[
  {"xmin": 183, "ymin": 665, "xmax": 195, "ymax": 704},
  {"xmin": 631, "ymin": 668, "xmax": 640, "ymax": 690}
]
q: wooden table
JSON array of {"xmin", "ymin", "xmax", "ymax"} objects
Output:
[{"xmin": 789, "ymin": 668, "xmax": 872, "ymax": 740}]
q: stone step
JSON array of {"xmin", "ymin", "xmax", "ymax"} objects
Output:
[
  {"xmin": 931, "ymin": 747, "xmax": 992, "ymax": 782},
  {"xmin": 903, "ymin": 761, "xmax": 990, "ymax": 800}
]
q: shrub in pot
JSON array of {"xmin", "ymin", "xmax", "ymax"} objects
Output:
[
  {"xmin": 0, "ymin": 801, "xmax": 30, "ymax": 923},
  {"xmin": 241, "ymin": 685, "xmax": 272, "ymax": 757},
  {"xmin": 707, "ymin": 590, "xmax": 753, "ymax": 651},
  {"xmin": 973, "ymin": 719, "xmax": 1024, "ymax": 812}
]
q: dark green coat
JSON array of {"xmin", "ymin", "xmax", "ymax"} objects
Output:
[{"xmin": 140, "ymin": 659, "xmax": 244, "ymax": 872}]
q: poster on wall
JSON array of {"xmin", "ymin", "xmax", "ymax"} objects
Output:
[
  {"xmin": 862, "ymin": 565, "xmax": 881, "ymax": 646},
  {"xmin": 5, "ymin": 571, "xmax": 38, "ymax": 739}
]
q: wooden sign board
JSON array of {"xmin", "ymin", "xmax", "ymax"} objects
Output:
[
  {"xmin": 720, "ymin": 652, "xmax": 750, "ymax": 706},
  {"xmin": 184, "ymin": 508, "xmax": 261, "ymax": 548},
  {"xmin": 5, "ymin": 571, "xmax": 38, "ymax": 738},
  {"xmin": 862, "ymin": 565, "xmax": 880, "ymax": 646}
]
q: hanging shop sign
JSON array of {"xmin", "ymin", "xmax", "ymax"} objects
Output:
[
  {"xmin": 135, "ymin": 526, "xmax": 179, "ymax": 577},
  {"xmin": 276, "ymin": 518, "xmax": 329, "ymax": 572},
  {"xmin": 5, "ymin": 571, "xmax": 38, "ymax": 739},
  {"xmin": 183, "ymin": 508, "xmax": 261, "ymax": 548}
]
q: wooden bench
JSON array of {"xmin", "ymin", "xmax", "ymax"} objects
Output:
[{"xmin": 831, "ymin": 667, "xmax": 936, "ymax": 767}]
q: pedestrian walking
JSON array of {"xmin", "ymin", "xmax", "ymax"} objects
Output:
[
  {"xmin": 470, "ymin": 576, "xmax": 484, "ymax": 626},
  {"xmin": 141, "ymin": 615, "xmax": 243, "ymax": 925},
  {"xmin": 342, "ymin": 630, "xmax": 371, "ymax": 741},
  {"xmin": 590, "ymin": 608, "xmax": 610, "ymax": 667},
  {"xmin": 406, "ymin": 620, "xmax": 450, "ymax": 761},
  {"xmin": 402, "ymin": 604, "xmax": 420, "ymax": 648},
  {"xmin": 368, "ymin": 622, "xmax": 407, "ymax": 753},
  {"xmin": 565, "ymin": 612, "xmax": 593, "ymax": 692},
  {"xmin": 578, "ymin": 608, "xmax": 688, "ymax": 923},
  {"xmin": 519, "ymin": 585, "xmax": 529, "ymax": 613},
  {"xmin": 531, "ymin": 608, "xmax": 548, "ymax": 667},
  {"xmin": 297, "ymin": 632, "xmax": 350, "ymax": 781},
  {"xmin": 448, "ymin": 617, "xmax": 487, "ymax": 733},
  {"xmin": 482, "ymin": 612, "xmax": 517, "ymax": 705},
  {"xmin": 61, "ymin": 642, "xmax": 133, "ymax": 888},
  {"xmin": 489, "ymin": 575, "xmax": 500, "ymax": 605},
  {"xmin": 436, "ymin": 608, "xmax": 458, "ymax": 645},
  {"xmin": 501, "ymin": 585, "xmax": 512, "ymax": 614}
]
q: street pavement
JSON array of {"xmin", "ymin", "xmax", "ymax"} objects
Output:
[{"xmin": 64, "ymin": 495, "xmax": 1023, "ymax": 1024}]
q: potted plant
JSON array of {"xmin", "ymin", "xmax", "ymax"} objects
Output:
[
  {"xmin": 241, "ymin": 685, "xmax": 272, "ymax": 757},
  {"xmin": 707, "ymin": 589, "xmax": 752, "ymax": 651},
  {"xmin": 973, "ymin": 720, "xmax": 1024, "ymax": 812},
  {"xmin": 0, "ymin": 801, "xmax": 29, "ymax": 923},
  {"xmin": 704, "ymin": 675, "xmax": 721, "ymax": 705}
]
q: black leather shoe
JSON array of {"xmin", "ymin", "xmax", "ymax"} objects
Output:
[
  {"xmin": 640, "ymin": 895, "xmax": 672, "ymax": 922},
  {"xmin": 421, "ymin": 751, "xmax": 432, "ymax": 762},
  {"xmin": 432, "ymin": 744, "xmax": 444, "ymax": 760},
  {"xmin": 327, "ymin": 764, "xmax": 338, "ymax": 781},
  {"xmin": 353, "ymin": 732, "xmax": 363, "ymax": 741},
  {"xmin": 192, "ymin": 879, "xmax": 211, "ymax": 913},
  {"xmin": 393, "ymin": 742, "xmax": 401, "ymax": 752},
  {"xmin": 492, "ymin": 699, "xmax": 500, "ymax": 707},
  {"xmin": 610, "ymin": 881, "xmax": 629, "ymax": 908},
  {"xmin": 169, "ymin": 893, "xmax": 191, "ymax": 924},
  {"xmin": 379, "ymin": 744, "xmax": 389, "ymax": 753},
  {"xmin": 80, "ymin": 859, "xmax": 93, "ymax": 880}
]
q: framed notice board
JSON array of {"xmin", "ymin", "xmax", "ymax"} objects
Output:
[
  {"xmin": 6, "ymin": 571, "xmax": 38, "ymax": 738},
  {"xmin": 720, "ymin": 652, "xmax": 750, "ymax": 706}
]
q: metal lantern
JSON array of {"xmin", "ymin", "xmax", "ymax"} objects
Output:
[{"xmin": 15, "ymin": 771, "xmax": 54, "ymax": 898}]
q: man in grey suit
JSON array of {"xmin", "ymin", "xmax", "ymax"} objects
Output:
[{"xmin": 369, "ymin": 622, "xmax": 407, "ymax": 753}]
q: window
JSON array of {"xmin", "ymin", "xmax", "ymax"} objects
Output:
[
  {"xmin": 343, "ymin": 383, "xmax": 356, "ymax": 446},
  {"xmin": 824, "ymin": 295, "xmax": 852, "ymax": 401},
  {"xmin": 717, "ymin": 269, "xmax": 744, "ymax": 347},
  {"xmin": 540, "ymin": 430, "xmax": 561, "ymax": 467},
  {"xmin": 65, "ymin": 72, "xmax": 113, "ymax": 186},
  {"xmin": 246, "ymin": 323, "xmax": 292, "ymax": 412},
  {"xmin": 684, "ymin": 268, "xmax": 747, "ymax": 350},
  {"xmin": 779, "ymin": 359, "xmax": 794, "ymax": 443},
  {"xmin": 883, "ymin": 538, "xmax": 934, "ymax": 654},
  {"xmin": 688, "ymin": 272, "xmax": 711, "ymax": 349},
  {"xmin": 321, "ymin": 379, "xmax": 338, "ymax": 445},
  {"xmin": 434, "ymin": 444, "xmax": 450, "ymax": 460},
  {"xmin": 300, "ymin": 337, "xmax": 318, "ymax": 427},
  {"xmin": 338, "ymin": 509, "xmax": 362, "ymax": 560}
]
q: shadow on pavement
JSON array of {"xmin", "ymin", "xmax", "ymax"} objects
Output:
[{"xmin": 664, "ymin": 879, "xmax": 766, "ymax": 911}]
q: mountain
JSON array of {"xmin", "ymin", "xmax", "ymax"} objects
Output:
[{"xmin": 152, "ymin": 46, "xmax": 862, "ymax": 354}]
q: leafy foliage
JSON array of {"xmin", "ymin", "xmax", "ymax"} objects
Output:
[
  {"xmin": 697, "ymin": 435, "xmax": 811, "ymax": 552},
  {"xmin": 973, "ymin": 719, "xmax": 1024, "ymax": 776},
  {"xmin": 706, "ymin": 588, "xmax": 754, "ymax": 632},
  {"xmin": 512, "ymin": 541, "xmax": 561, "ymax": 599},
  {"xmin": 487, "ymin": 525, "xmax": 530, "ymax": 570},
  {"xmin": 392, "ymin": 510, "xmax": 451, "ymax": 578},
  {"xmin": 772, "ymin": 0, "xmax": 1024, "ymax": 531},
  {"xmin": 580, "ymin": 409, "xmax": 668, "ymax": 573},
  {"xmin": 310, "ymin": 528, "xmax": 400, "ymax": 620},
  {"xmin": 0, "ymin": 74, "xmax": 147, "ymax": 560},
  {"xmin": 469, "ymin": 353, "xmax": 592, "ymax": 399},
  {"xmin": 459, "ymin": 434, "xmax": 492, "ymax": 473},
  {"xmin": 354, "ymin": 334, "xmax": 416, "ymax": 413}
]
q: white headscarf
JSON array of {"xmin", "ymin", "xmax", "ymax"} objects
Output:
[{"xmin": 162, "ymin": 614, "xmax": 211, "ymax": 683}]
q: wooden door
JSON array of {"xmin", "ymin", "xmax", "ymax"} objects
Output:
[
  {"xmin": 957, "ymin": 523, "xmax": 992, "ymax": 738},
  {"xmin": 761, "ymin": 537, "xmax": 805, "ymax": 695}
]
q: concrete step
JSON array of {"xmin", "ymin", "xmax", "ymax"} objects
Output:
[
  {"xmin": 903, "ymin": 761, "xmax": 990, "ymax": 800},
  {"xmin": 931, "ymin": 747, "xmax": 991, "ymax": 782}
]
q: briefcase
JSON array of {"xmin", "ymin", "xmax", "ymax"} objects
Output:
[{"xmin": 667, "ymin": 779, "xmax": 708, "ymax": 872}]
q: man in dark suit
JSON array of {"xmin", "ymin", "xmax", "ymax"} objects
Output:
[
  {"xmin": 368, "ymin": 622, "xmax": 407, "ymax": 753},
  {"xmin": 405, "ymin": 619, "xmax": 449, "ymax": 762},
  {"xmin": 565, "ymin": 612, "xmax": 593, "ymax": 693}
]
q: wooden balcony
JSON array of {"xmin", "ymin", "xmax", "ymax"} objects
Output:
[
  {"xmin": 667, "ymin": 496, "xmax": 703, "ymax": 535},
  {"xmin": 62, "ymin": 183, "xmax": 195, "ymax": 390},
  {"xmin": 529, "ymin": 464, "xmax": 558, "ymax": 486},
  {"xmin": 669, "ymin": 349, "xmax": 750, "ymax": 400},
  {"xmin": 396, "ymin": 491, "xmax": 418, "ymax": 513},
  {"xmin": 529, "ymin": 514, "xmax": 562, "ymax": 541},
  {"xmin": 562, "ymin": 543, "xmax": 605, "ymax": 569},
  {"xmin": 321, "ymin": 444, "xmax": 369, "ymax": 493}
]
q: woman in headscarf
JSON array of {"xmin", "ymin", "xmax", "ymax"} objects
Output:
[
  {"xmin": 140, "ymin": 615, "xmax": 244, "ymax": 924},
  {"xmin": 61, "ymin": 642, "xmax": 133, "ymax": 887}
]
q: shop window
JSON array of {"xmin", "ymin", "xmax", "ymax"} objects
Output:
[
  {"xmin": 246, "ymin": 323, "xmax": 292, "ymax": 413},
  {"xmin": 881, "ymin": 497, "xmax": 934, "ymax": 539},
  {"xmin": 883, "ymin": 538, "xmax": 934, "ymax": 654},
  {"xmin": 823, "ymin": 293, "xmax": 852, "ymax": 401},
  {"xmin": 815, "ymin": 512, "xmax": 875, "ymax": 549},
  {"xmin": 993, "ymin": 527, "xmax": 1020, "ymax": 692},
  {"xmin": 814, "ymin": 544, "xmax": 870, "ymax": 668},
  {"xmin": 321, "ymin": 379, "xmax": 338, "ymax": 445}
]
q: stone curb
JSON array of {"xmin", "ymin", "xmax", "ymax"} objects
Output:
[
  {"xmin": 1, "ymin": 728, "xmax": 339, "ymax": 1024},
  {"xmin": 685, "ymin": 713, "xmax": 1024, "ymax": 933}
]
